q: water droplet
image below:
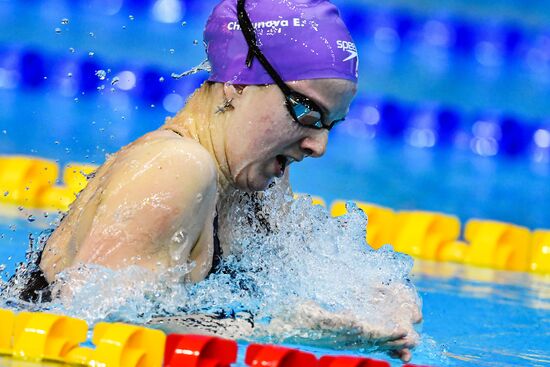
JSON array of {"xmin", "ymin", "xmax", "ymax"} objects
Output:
[
  {"xmin": 169, "ymin": 48, "xmax": 175, "ymax": 54},
  {"xmin": 159, "ymin": 76, "xmax": 165, "ymax": 82},
  {"xmin": 55, "ymin": 27, "xmax": 62, "ymax": 34},
  {"xmin": 27, "ymin": 215, "xmax": 36, "ymax": 223},
  {"xmin": 7, "ymin": 256, "xmax": 12, "ymax": 260},
  {"xmin": 8, "ymin": 225, "xmax": 16, "ymax": 231},
  {"xmin": 193, "ymin": 40, "xmax": 199, "ymax": 45},
  {"xmin": 43, "ymin": 212, "xmax": 49, "ymax": 218},
  {"xmin": 3, "ymin": 191, "xmax": 8, "ymax": 197},
  {"xmin": 89, "ymin": 32, "xmax": 95, "ymax": 37},
  {"xmin": 61, "ymin": 18, "xmax": 69, "ymax": 25},
  {"xmin": 122, "ymin": 25, "xmax": 127, "ymax": 30},
  {"xmin": 88, "ymin": 51, "xmax": 95, "ymax": 57},
  {"xmin": 111, "ymin": 77, "xmax": 120, "ymax": 85},
  {"xmin": 129, "ymin": 15, "xmax": 135, "ymax": 20},
  {"xmin": 150, "ymin": 104, "xmax": 155, "ymax": 108},
  {"xmin": 95, "ymin": 69, "xmax": 107, "ymax": 80},
  {"xmin": 97, "ymin": 85, "xmax": 105, "ymax": 91},
  {"xmin": 54, "ymin": 140, "xmax": 60, "ymax": 145},
  {"xmin": 181, "ymin": 21, "xmax": 187, "ymax": 26},
  {"xmin": 67, "ymin": 72, "xmax": 73, "ymax": 78},
  {"xmin": 0, "ymin": 264, "xmax": 5, "ymax": 272},
  {"xmin": 17, "ymin": 206, "xmax": 23, "ymax": 211},
  {"xmin": 69, "ymin": 47, "xmax": 75, "ymax": 53},
  {"xmin": 74, "ymin": 97, "xmax": 79, "ymax": 102}
]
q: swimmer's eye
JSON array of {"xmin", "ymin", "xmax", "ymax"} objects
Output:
[
  {"xmin": 287, "ymin": 95, "xmax": 346, "ymax": 130},
  {"xmin": 236, "ymin": 0, "xmax": 343, "ymax": 132}
]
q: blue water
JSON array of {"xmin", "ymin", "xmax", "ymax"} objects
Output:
[
  {"xmin": 1, "ymin": 218, "xmax": 549, "ymax": 366},
  {"xmin": 1, "ymin": 0, "xmax": 550, "ymax": 366}
]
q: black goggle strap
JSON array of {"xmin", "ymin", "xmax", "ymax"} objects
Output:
[
  {"xmin": 237, "ymin": 0, "xmax": 326, "ymax": 126},
  {"xmin": 237, "ymin": 0, "xmax": 292, "ymax": 95}
]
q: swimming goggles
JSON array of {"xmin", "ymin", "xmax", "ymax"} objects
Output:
[{"xmin": 236, "ymin": 0, "xmax": 344, "ymax": 130}]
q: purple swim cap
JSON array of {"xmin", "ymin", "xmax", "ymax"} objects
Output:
[{"xmin": 204, "ymin": 0, "xmax": 359, "ymax": 85}]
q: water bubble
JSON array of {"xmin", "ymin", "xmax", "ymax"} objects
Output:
[
  {"xmin": 111, "ymin": 77, "xmax": 120, "ymax": 85},
  {"xmin": 27, "ymin": 215, "xmax": 36, "ymax": 223},
  {"xmin": 69, "ymin": 47, "xmax": 75, "ymax": 53},
  {"xmin": 95, "ymin": 70, "xmax": 107, "ymax": 80},
  {"xmin": 55, "ymin": 28, "xmax": 62, "ymax": 34},
  {"xmin": 17, "ymin": 206, "xmax": 23, "ymax": 211},
  {"xmin": 67, "ymin": 72, "xmax": 73, "ymax": 78},
  {"xmin": 61, "ymin": 18, "xmax": 69, "ymax": 25},
  {"xmin": 89, "ymin": 32, "xmax": 95, "ymax": 37},
  {"xmin": 8, "ymin": 225, "xmax": 16, "ymax": 231},
  {"xmin": 159, "ymin": 76, "xmax": 165, "ymax": 82},
  {"xmin": 2, "ymin": 130, "xmax": 6, "ymax": 134},
  {"xmin": 169, "ymin": 48, "xmax": 175, "ymax": 54},
  {"xmin": 0, "ymin": 264, "xmax": 5, "ymax": 272},
  {"xmin": 181, "ymin": 21, "xmax": 187, "ymax": 26},
  {"xmin": 122, "ymin": 25, "xmax": 127, "ymax": 30},
  {"xmin": 97, "ymin": 85, "xmax": 105, "ymax": 91},
  {"xmin": 3, "ymin": 191, "xmax": 8, "ymax": 196},
  {"xmin": 88, "ymin": 51, "xmax": 95, "ymax": 57},
  {"xmin": 74, "ymin": 97, "xmax": 79, "ymax": 102},
  {"xmin": 129, "ymin": 15, "xmax": 135, "ymax": 21},
  {"xmin": 193, "ymin": 40, "xmax": 199, "ymax": 45}
]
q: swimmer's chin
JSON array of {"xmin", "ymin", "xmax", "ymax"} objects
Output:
[{"xmin": 234, "ymin": 172, "xmax": 276, "ymax": 192}]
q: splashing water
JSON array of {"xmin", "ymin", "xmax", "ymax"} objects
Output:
[
  {"xmin": 171, "ymin": 59, "xmax": 211, "ymax": 79},
  {"xmin": 0, "ymin": 180, "xmax": 426, "ymax": 357}
]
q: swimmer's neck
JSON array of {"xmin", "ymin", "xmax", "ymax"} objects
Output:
[{"xmin": 161, "ymin": 84, "xmax": 234, "ymax": 196}]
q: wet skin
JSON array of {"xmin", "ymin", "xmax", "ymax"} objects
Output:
[{"xmin": 39, "ymin": 78, "xmax": 420, "ymax": 362}]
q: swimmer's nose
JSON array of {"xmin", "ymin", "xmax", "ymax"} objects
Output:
[{"xmin": 300, "ymin": 130, "xmax": 328, "ymax": 158}]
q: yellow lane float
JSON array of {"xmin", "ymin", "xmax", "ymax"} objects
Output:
[
  {"xmin": 66, "ymin": 323, "xmax": 165, "ymax": 367},
  {"xmin": 11, "ymin": 312, "xmax": 87, "ymax": 362},
  {"xmin": 530, "ymin": 230, "xmax": 550, "ymax": 273},
  {"xmin": 392, "ymin": 211, "xmax": 461, "ymax": 260},
  {"xmin": 463, "ymin": 219, "xmax": 532, "ymax": 271}
]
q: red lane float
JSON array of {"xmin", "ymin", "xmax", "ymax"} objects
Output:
[
  {"xmin": 319, "ymin": 355, "xmax": 390, "ymax": 366},
  {"xmin": 245, "ymin": 344, "xmax": 317, "ymax": 367},
  {"xmin": 164, "ymin": 334, "xmax": 237, "ymax": 367}
]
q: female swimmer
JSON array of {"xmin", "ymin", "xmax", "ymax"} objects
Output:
[{"xmin": 19, "ymin": 0, "xmax": 421, "ymax": 362}]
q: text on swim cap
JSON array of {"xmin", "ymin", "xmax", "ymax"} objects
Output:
[
  {"xmin": 337, "ymin": 40, "xmax": 358, "ymax": 62},
  {"xmin": 227, "ymin": 18, "xmax": 308, "ymax": 32}
]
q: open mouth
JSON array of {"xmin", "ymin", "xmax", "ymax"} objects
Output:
[{"xmin": 276, "ymin": 155, "xmax": 288, "ymax": 175}]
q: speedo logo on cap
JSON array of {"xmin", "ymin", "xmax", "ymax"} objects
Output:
[{"xmin": 337, "ymin": 40, "xmax": 358, "ymax": 62}]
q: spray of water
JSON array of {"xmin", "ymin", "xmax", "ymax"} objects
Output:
[{"xmin": 0, "ymin": 179, "xmax": 429, "ymax": 359}]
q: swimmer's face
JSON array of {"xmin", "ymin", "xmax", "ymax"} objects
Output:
[{"xmin": 223, "ymin": 78, "xmax": 357, "ymax": 191}]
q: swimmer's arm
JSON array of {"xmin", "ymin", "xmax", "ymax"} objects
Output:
[{"xmin": 69, "ymin": 138, "xmax": 217, "ymax": 278}]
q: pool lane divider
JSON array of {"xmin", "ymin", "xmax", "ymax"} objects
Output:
[
  {"xmin": 0, "ymin": 308, "xmax": 433, "ymax": 367},
  {"xmin": 1, "ymin": 154, "xmax": 549, "ymax": 274}
]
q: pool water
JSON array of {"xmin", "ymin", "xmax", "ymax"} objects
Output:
[
  {"xmin": 1, "ymin": 213, "xmax": 549, "ymax": 367},
  {"xmin": 1, "ymin": 0, "xmax": 550, "ymax": 366}
]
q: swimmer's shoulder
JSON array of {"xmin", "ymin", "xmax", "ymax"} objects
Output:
[{"xmin": 116, "ymin": 129, "xmax": 218, "ymax": 190}]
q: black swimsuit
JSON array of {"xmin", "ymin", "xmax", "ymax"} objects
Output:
[{"xmin": 17, "ymin": 127, "xmax": 223, "ymax": 303}]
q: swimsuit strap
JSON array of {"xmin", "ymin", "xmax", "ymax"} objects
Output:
[{"xmin": 210, "ymin": 212, "xmax": 223, "ymax": 275}]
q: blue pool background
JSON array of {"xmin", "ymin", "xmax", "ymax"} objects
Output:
[{"xmin": 0, "ymin": 0, "xmax": 549, "ymax": 366}]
